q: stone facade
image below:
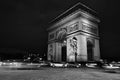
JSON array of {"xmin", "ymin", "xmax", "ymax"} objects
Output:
[{"xmin": 47, "ymin": 3, "xmax": 100, "ymax": 62}]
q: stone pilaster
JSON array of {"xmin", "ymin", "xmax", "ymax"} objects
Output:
[
  {"xmin": 93, "ymin": 39, "xmax": 100, "ymax": 61},
  {"xmin": 55, "ymin": 42, "xmax": 62, "ymax": 62},
  {"xmin": 77, "ymin": 35, "xmax": 87, "ymax": 61}
]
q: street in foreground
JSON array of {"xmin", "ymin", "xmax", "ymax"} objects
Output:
[{"xmin": 0, "ymin": 67, "xmax": 120, "ymax": 80}]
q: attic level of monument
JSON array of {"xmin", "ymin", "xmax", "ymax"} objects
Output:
[{"xmin": 48, "ymin": 3, "xmax": 100, "ymax": 31}]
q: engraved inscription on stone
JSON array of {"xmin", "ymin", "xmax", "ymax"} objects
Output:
[{"xmin": 82, "ymin": 23, "xmax": 97, "ymax": 35}]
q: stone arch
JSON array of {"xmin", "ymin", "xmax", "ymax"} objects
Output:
[
  {"xmin": 87, "ymin": 38, "xmax": 94, "ymax": 61},
  {"xmin": 87, "ymin": 38, "xmax": 94, "ymax": 47}
]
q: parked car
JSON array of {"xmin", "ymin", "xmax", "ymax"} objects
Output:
[
  {"xmin": 66, "ymin": 62, "xmax": 81, "ymax": 68},
  {"xmin": 102, "ymin": 64, "xmax": 120, "ymax": 69},
  {"xmin": 1, "ymin": 59, "xmax": 23, "ymax": 66},
  {"xmin": 50, "ymin": 62, "xmax": 67, "ymax": 68},
  {"xmin": 86, "ymin": 63, "xmax": 97, "ymax": 68}
]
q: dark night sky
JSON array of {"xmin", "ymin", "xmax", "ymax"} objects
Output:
[{"xmin": 0, "ymin": 0, "xmax": 120, "ymax": 60}]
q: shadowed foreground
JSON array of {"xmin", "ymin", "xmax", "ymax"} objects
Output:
[{"xmin": 0, "ymin": 68, "xmax": 120, "ymax": 80}]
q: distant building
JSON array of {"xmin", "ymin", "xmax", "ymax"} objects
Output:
[{"xmin": 47, "ymin": 2, "xmax": 100, "ymax": 62}]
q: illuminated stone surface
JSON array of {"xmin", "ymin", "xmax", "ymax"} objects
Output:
[{"xmin": 47, "ymin": 3, "xmax": 100, "ymax": 62}]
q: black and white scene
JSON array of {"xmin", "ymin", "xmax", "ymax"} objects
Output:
[{"xmin": 0, "ymin": 0, "xmax": 120, "ymax": 80}]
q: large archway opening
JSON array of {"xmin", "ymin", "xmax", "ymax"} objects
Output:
[
  {"xmin": 87, "ymin": 38, "xmax": 94, "ymax": 61},
  {"xmin": 61, "ymin": 42, "xmax": 67, "ymax": 62}
]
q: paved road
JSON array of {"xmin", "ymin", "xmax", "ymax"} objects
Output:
[{"xmin": 0, "ymin": 67, "xmax": 120, "ymax": 80}]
